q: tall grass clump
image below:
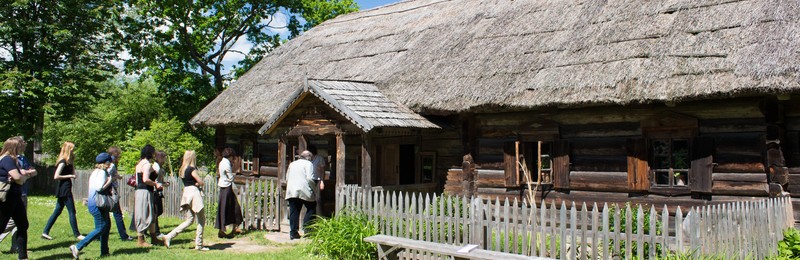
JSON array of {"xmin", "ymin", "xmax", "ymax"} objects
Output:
[{"xmin": 307, "ymin": 210, "xmax": 378, "ymax": 259}]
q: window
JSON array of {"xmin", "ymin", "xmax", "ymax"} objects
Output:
[
  {"xmin": 519, "ymin": 141, "xmax": 553, "ymax": 184},
  {"xmin": 419, "ymin": 152, "xmax": 436, "ymax": 183},
  {"xmin": 650, "ymin": 139, "xmax": 690, "ymax": 187}
]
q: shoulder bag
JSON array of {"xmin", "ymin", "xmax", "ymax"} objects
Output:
[{"xmin": 0, "ymin": 156, "xmax": 13, "ymax": 202}]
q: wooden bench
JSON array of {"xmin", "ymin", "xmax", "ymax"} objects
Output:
[{"xmin": 364, "ymin": 235, "xmax": 553, "ymax": 260}]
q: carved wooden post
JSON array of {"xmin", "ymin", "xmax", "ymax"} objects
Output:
[
  {"xmin": 277, "ymin": 137, "xmax": 287, "ymax": 230},
  {"xmin": 335, "ymin": 133, "xmax": 346, "ymax": 211},
  {"xmin": 463, "ymin": 154, "xmax": 475, "ymax": 198},
  {"xmin": 361, "ymin": 134, "xmax": 372, "ymax": 190}
]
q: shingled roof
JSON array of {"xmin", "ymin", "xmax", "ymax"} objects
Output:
[
  {"xmin": 258, "ymin": 79, "xmax": 440, "ymax": 135},
  {"xmin": 191, "ymin": 0, "xmax": 800, "ymax": 127}
]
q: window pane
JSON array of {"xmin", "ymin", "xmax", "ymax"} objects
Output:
[
  {"xmin": 655, "ymin": 170, "xmax": 670, "ymax": 185},
  {"xmin": 672, "ymin": 139, "xmax": 689, "ymax": 169}
]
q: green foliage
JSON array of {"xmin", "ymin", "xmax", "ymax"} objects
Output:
[
  {"xmin": 0, "ymin": 0, "xmax": 125, "ymax": 140},
  {"xmin": 124, "ymin": 0, "xmax": 358, "ymax": 123},
  {"xmin": 120, "ymin": 116, "xmax": 203, "ymax": 175},
  {"xmin": 307, "ymin": 211, "xmax": 377, "ymax": 260},
  {"xmin": 607, "ymin": 203, "xmax": 664, "ymax": 259},
  {"xmin": 42, "ymin": 79, "xmax": 166, "ymax": 167},
  {"xmin": 777, "ymin": 228, "xmax": 800, "ymax": 259}
]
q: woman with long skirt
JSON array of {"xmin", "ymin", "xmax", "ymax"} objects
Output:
[
  {"xmin": 69, "ymin": 153, "xmax": 114, "ymax": 259},
  {"xmin": 42, "ymin": 141, "xmax": 84, "ymax": 240},
  {"xmin": 132, "ymin": 145, "xmax": 163, "ymax": 246},
  {"xmin": 163, "ymin": 150, "xmax": 209, "ymax": 250},
  {"xmin": 0, "ymin": 137, "xmax": 37, "ymax": 260},
  {"xmin": 215, "ymin": 148, "xmax": 242, "ymax": 238}
]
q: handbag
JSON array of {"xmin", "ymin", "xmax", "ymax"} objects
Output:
[
  {"xmin": 94, "ymin": 187, "xmax": 117, "ymax": 210},
  {"xmin": 0, "ymin": 181, "xmax": 9, "ymax": 203},
  {"xmin": 126, "ymin": 175, "xmax": 137, "ymax": 188}
]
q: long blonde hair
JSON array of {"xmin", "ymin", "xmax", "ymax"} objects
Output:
[
  {"xmin": 0, "ymin": 138, "xmax": 21, "ymax": 161},
  {"xmin": 180, "ymin": 150, "xmax": 197, "ymax": 178},
  {"xmin": 57, "ymin": 141, "xmax": 75, "ymax": 164}
]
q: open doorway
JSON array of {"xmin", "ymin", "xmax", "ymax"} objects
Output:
[{"xmin": 399, "ymin": 144, "xmax": 416, "ymax": 185}]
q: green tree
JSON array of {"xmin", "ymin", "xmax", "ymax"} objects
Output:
[
  {"xmin": 43, "ymin": 79, "xmax": 167, "ymax": 167},
  {"xmin": 123, "ymin": 0, "xmax": 358, "ymax": 122},
  {"xmin": 120, "ymin": 117, "xmax": 204, "ymax": 175},
  {"xmin": 0, "ymin": 0, "xmax": 125, "ymax": 153}
]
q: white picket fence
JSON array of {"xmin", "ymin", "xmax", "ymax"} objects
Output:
[
  {"xmin": 337, "ymin": 185, "xmax": 795, "ymax": 259},
  {"xmin": 69, "ymin": 170, "xmax": 283, "ymax": 231}
]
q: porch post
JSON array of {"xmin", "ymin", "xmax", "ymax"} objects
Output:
[
  {"xmin": 335, "ymin": 133, "xmax": 346, "ymax": 211},
  {"xmin": 361, "ymin": 134, "xmax": 372, "ymax": 190},
  {"xmin": 277, "ymin": 137, "xmax": 287, "ymax": 231}
]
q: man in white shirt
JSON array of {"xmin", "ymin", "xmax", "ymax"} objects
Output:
[{"xmin": 285, "ymin": 151, "xmax": 315, "ymax": 239}]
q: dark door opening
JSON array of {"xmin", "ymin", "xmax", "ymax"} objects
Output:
[{"xmin": 399, "ymin": 144, "xmax": 416, "ymax": 185}]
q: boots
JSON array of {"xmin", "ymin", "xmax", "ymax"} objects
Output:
[
  {"xmin": 151, "ymin": 233, "xmax": 163, "ymax": 245},
  {"xmin": 137, "ymin": 235, "xmax": 151, "ymax": 247}
]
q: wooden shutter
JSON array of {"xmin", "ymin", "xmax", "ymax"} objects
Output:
[
  {"xmin": 626, "ymin": 138, "xmax": 649, "ymax": 191},
  {"xmin": 552, "ymin": 140, "xmax": 570, "ymax": 190},
  {"xmin": 689, "ymin": 137, "xmax": 715, "ymax": 193},
  {"xmin": 503, "ymin": 142, "xmax": 518, "ymax": 187}
]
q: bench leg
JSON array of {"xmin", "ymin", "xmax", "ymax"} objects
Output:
[{"xmin": 376, "ymin": 244, "xmax": 401, "ymax": 260}]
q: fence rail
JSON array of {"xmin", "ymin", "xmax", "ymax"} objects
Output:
[
  {"xmin": 65, "ymin": 170, "xmax": 283, "ymax": 231},
  {"xmin": 337, "ymin": 185, "xmax": 794, "ymax": 259}
]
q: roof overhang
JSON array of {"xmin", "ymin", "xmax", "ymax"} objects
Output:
[{"xmin": 258, "ymin": 79, "xmax": 440, "ymax": 136}]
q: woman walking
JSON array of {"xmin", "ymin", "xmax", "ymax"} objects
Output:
[
  {"xmin": 0, "ymin": 137, "xmax": 37, "ymax": 260},
  {"xmin": 106, "ymin": 146, "xmax": 133, "ymax": 241},
  {"xmin": 42, "ymin": 141, "xmax": 84, "ymax": 240},
  {"xmin": 215, "ymin": 148, "xmax": 242, "ymax": 238},
  {"xmin": 151, "ymin": 150, "xmax": 169, "ymax": 237},
  {"xmin": 69, "ymin": 153, "xmax": 114, "ymax": 259},
  {"xmin": 132, "ymin": 145, "xmax": 163, "ymax": 246},
  {"xmin": 163, "ymin": 150, "xmax": 209, "ymax": 250}
]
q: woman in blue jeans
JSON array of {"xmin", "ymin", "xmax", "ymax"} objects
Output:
[
  {"xmin": 42, "ymin": 141, "xmax": 83, "ymax": 240},
  {"xmin": 69, "ymin": 152, "xmax": 114, "ymax": 259}
]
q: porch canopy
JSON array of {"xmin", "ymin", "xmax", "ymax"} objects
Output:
[
  {"xmin": 259, "ymin": 79, "xmax": 439, "ymax": 136},
  {"xmin": 258, "ymin": 79, "xmax": 439, "ymax": 194}
]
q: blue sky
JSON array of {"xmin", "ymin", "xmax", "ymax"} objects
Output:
[{"xmin": 356, "ymin": 0, "xmax": 402, "ymax": 10}]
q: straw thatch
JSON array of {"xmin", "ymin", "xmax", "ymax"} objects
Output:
[
  {"xmin": 191, "ymin": 0, "xmax": 800, "ymax": 127},
  {"xmin": 259, "ymin": 79, "xmax": 440, "ymax": 135}
]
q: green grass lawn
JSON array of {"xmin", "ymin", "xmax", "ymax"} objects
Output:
[{"xmin": 1, "ymin": 193, "xmax": 321, "ymax": 260}]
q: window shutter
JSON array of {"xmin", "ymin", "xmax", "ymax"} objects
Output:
[
  {"xmin": 552, "ymin": 140, "xmax": 570, "ymax": 189},
  {"xmin": 626, "ymin": 138, "xmax": 649, "ymax": 191},
  {"xmin": 689, "ymin": 137, "xmax": 715, "ymax": 193},
  {"xmin": 504, "ymin": 142, "xmax": 518, "ymax": 187}
]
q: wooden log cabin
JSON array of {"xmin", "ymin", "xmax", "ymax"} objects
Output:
[{"xmin": 189, "ymin": 0, "xmax": 800, "ymax": 219}]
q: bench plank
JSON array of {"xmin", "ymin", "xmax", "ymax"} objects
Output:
[{"xmin": 365, "ymin": 235, "xmax": 553, "ymax": 260}]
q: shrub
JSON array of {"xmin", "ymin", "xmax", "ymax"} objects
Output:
[
  {"xmin": 778, "ymin": 228, "xmax": 800, "ymax": 259},
  {"xmin": 307, "ymin": 211, "xmax": 377, "ymax": 259},
  {"xmin": 607, "ymin": 203, "xmax": 664, "ymax": 259}
]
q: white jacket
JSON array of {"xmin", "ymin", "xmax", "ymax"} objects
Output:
[{"xmin": 285, "ymin": 159, "xmax": 314, "ymax": 201}]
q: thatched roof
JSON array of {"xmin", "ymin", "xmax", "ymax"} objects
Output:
[
  {"xmin": 259, "ymin": 79, "xmax": 440, "ymax": 135},
  {"xmin": 191, "ymin": 0, "xmax": 800, "ymax": 127}
]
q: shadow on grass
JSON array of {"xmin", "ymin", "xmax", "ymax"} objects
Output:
[
  {"xmin": 28, "ymin": 240, "xmax": 74, "ymax": 251},
  {"xmin": 39, "ymin": 252, "xmax": 76, "ymax": 260},
  {"xmin": 209, "ymin": 242, "xmax": 235, "ymax": 250},
  {"xmin": 112, "ymin": 246, "xmax": 156, "ymax": 255}
]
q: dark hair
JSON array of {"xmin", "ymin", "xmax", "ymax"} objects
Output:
[
  {"xmin": 307, "ymin": 144, "xmax": 318, "ymax": 155},
  {"xmin": 154, "ymin": 150, "xmax": 167, "ymax": 165},
  {"xmin": 140, "ymin": 144, "xmax": 155, "ymax": 160},
  {"xmin": 107, "ymin": 146, "xmax": 121, "ymax": 158},
  {"xmin": 222, "ymin": 147, "xmax": 235, "ymax": 158}
]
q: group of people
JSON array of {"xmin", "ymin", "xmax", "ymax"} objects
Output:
[{"xmin": 0, "ymin": 138, "xmax": 245, "ymax": 260}]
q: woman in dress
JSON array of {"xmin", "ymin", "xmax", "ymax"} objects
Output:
[
  {"xmin": 0, "ymin": 137, "xmax": 37, "ymax": 260},
  {"xmin": 42, "ymin": 141, "xmax": 83, "ymax": 240},
  {"xmin": 215, "ymin": 148, "xmax": 242, "ymax": 238},
  {"xmin": 132, "ymin": 145, "xmax": 163, "ymax": 246},
  {"xmin": 69, "ymin": 153, "xmax": 114, "ymax": 259},
  {"xmin": 163, "ymin": 150, "xmax": 209, "ymax": 250}
]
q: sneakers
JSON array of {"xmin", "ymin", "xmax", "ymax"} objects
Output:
[
  {"xmin": 41, "ymin": 234, "xmax": 53, "ymax": 240},
  {"xmin": 68, "ymin": 245, "xmax": 79, "ymax": 259},
  {"xmin": 121, "ymin": 236, "xmax": 135, "ymax": 241},
  {"xmin": 76, "ymin": 235, "xmax": 85, "ymax": 240},
  {"xmin": 157, "ymin": 233, "xmax": 165, "ymax": 240},
  {"xmin": 196, "ymin": 246, "xmax": 210, "ymax": 251}
]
